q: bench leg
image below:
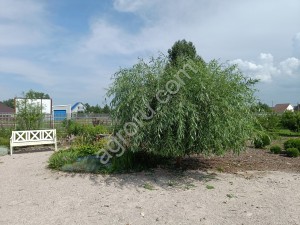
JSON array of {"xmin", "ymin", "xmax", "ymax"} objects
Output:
[{"xmin": 10, "ymin": 146, "xmax": 13, "ymax": 156}]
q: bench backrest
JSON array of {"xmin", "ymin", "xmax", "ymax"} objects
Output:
[
  {"xmin": 10, "ymin": 129, "xmax": 57, "ymax": 155},
  {"xmin": 11, "ymin": 129, "xmax": 56, "ymax": 143}
]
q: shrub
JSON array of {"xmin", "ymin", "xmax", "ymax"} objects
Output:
[
  {"xmin": 286, "ymin": 148, "xmax": 300, "ymax": 157},
  {"xmin": 48, "ymin": 144, "xmax": 102, "ymax": 170},
  {"xmin": 283, "ymin": 139, "xmax": 300, "ymax": 150},
  {"xmin": 270, "ymin": 145, "xmax": 281, "ymax": 154},
  {"xmin": 49, "ymin": 139, "xmax": 171, "ymax": 173},
  {"xmin": 0, "ymin": 137, "xmax": 10, "ymax": 147},
  {"xmin": 48, "ymin": 149, "xmax": 79, "ymax": 169},
  {"xmin": 108, "ymin": 55, "xmax": 258, "ymax": 159},
  {"xmin": 281, "ymin": 111, "xmax": 300, "ymax": 132},
  {"xmin": 254, "ymin": 134, "xmax": 271, "ymax": 148},
  {"xmin": 257, "ymin": 113, "xmax": 280, "ymax": 131},
  {"xmin": 62, "ymin": 120, "xmax": 109, "ymax": 144},
  {"xmin": 0, "ymin": 126, "xmax": 12, "ymax": 138}
]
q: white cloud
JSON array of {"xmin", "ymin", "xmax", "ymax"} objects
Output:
[
  {"xmin": 0, "ymin": 0, "xmax": 51, "ymax": 47},
  {"xmin": 280, "ymin": 57, "xmax": 300, "ymax": 76},
  {"xmin": 0, "ymin": 0, "xmax": 44, "ymax": 20},
  {"xmin": 79, "ymin": 19, "xmax": 133, "ymax": 55},
  {"xmin": 113, "ymin": 0, "xmax": 153, "ymax": 12},
  {"xmin": 231, "ymin": 54, "xmax": 300, "ymax": 83},
  {"xmin": 74, "ymin": 0, "xmax": 300, "ymax": 62},
  {"xmin": 1, "ymin": 0, "xmax": 299, "ymax": 105}
]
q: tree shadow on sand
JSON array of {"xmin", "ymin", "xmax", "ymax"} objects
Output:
[{"xmin": 52, "ymin": 156, "xmax": 219, "ymax": 190}]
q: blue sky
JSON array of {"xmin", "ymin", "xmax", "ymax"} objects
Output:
[{"xmin": 0, "ymin": 0, "xmax": 300, "ymax": 106}]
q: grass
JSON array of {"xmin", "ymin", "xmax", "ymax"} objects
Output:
[
  {"xmin": 143, "ymin": 182, "xmax": 155, "ymax": 190},
  {"xmin": 206, "ymin": 184, "xmax": 215, "ymax": 190},
  {"xmin": 226, "ymin": 194, "xmax": 235, "ymax": 199},
  {"xmin": 269, "ymin": 129, "xmax": 300, "ymax": 137},
  {"xmin": 167, "ymin": 180, "xmax": 177, "ymax": 187},
  {"xmin": 185, "ymin": 182, "xmax": 196, "ymax": 190},
  {"xmin": 0, "ymin": 137, "xmax": 10, "ymax": 147},
  {"xmin": 201, "ymin": 173, "xmax": 217, "ymax": 182}
]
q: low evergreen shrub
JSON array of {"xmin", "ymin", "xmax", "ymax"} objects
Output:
[
  {"xmin": 283, "ymin": 139, "xmax": 300, "ymax": 150},
  {"xmin": 286, "ymin": 148, "xmax": 300, "ymax": 157},
  {"xmin": 270, "ymin": 145, "xmax": 281, "ymax": 154},
  {"xmin": 254, "ymin": 134, "xmax": 271, "ymax": 148}
]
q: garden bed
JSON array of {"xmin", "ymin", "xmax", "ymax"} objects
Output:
[{"xmin": 182, "ymin": 147, "xmax": 300, "ymax": 173}]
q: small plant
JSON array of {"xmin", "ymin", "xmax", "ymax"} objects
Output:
[
  {"xmin": 167, "ymin": 180, "xmax": 176, "ymax": 187},
  {"xmin": 143, "ymin": 182, "xmax": 155, "ymax": 190},
  {"xmin": 286, "ymin": 148, "xmax": 300, "ymax": 158},
  {"xmin": 216, "ymin": 167, "xmax": 224, "ymax": 172},
  {"xmin": 270, "ymin": 145, "xmax": 281, "ymax": 154},
  {"xmin": 206, "ymin": 185, "xmax": 214, "ymax": 190},
  {"xmin": 226, "ymin": 194, "xmax": 235, "ymax": 199},
  {"xmin": 185, "ymin": 182, "xmax": 196, "ymax": 190},
  {"xmin": 283, "ymin": 139, "xmax": 300, "ymax": 150},
  {"xmin": 254, "ymin": 133, "xmax": 271, "ymax": 148}
]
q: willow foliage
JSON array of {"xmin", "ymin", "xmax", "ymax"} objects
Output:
[{"xmin": 108, "ymin": 56, "xmax": 257, "ymax": 157}]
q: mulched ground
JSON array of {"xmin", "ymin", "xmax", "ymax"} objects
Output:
[{"xmin": 181, "ymin": 147, "xmax": 300, "ymax": 173}]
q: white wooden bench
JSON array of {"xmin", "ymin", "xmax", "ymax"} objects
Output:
[{"xmin": 10, "ymin": 129, "xmax": 57, "ymax": 155}]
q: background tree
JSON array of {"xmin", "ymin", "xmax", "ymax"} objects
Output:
[
  {"xmin": 15, "ymin": 90, "xmax": 50, "ymax": 130},
  {"xmin": 167, "ymin": 39, "xmax": 205, "ymax": 66},
  {"xmin": 2, "ymin": 98, "xmax": 14, "ymax": 109},
  {"xmin": 16, "ymin": 100, "xmax": 45, "ymax": 130},
  {"xmin": 85, "ymin": 103, "xmax": 111, "ymax": 114},
  {"xmin": 108, "ymin": 54, "xmax": 258, "ymax": 160},
  {"xmin": 85, "ymin": 103, "xmax": 102, "ymax": 114},
  {"xmin": 102, "ymin": 104, "xmax": 110, "ymax": 114},
  {"xmin": 24, "ymin": 89, "xmax": 50, "ymax": 99},
  {"xmin": 256, "ymin": 102, "xmax": 272, "ymax": 113}
]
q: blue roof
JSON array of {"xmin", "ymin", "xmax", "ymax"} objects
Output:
[{"xmin": 71, "ymin": 102, "xmax": 83, "ymax": 110}]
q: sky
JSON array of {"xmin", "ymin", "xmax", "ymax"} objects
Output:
[{"xmin": 0, "ymin": 0, "xmax": 299, "ymax": 107}]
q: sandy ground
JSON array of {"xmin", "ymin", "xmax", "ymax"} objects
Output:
[{"xmin": 0, "ymin": 150, "xmax": 300, "ymax": 225}]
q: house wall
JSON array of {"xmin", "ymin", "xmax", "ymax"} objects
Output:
[
  {"xmin": 15, "ymin": 98, "xmax": 52, "ymax": 114},
  {"xmin": 287, "ymin": 105, "xmax": 294, "ymax": 112},
  {"xmin": 72, "ymin": 103, "xmax": 86, "ymax": 113}
]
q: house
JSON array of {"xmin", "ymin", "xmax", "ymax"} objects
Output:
[
  {"xmin": 71, "ymin": 102, "xmax": 86, "ymax": 114},
  {"xmin": 0, "ymin": 102, "xmax": 14, "ymax": 114},
  {"xmin": 0, "ymin": 102, "xmax": 14, "ymax": 126},
  {"xmin": 272, "ymin": 103, "xmax": 294, "ymax": 113}
]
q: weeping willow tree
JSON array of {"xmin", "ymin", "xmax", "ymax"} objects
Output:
[{"xmin": 107, "ymin": 55, "xmax": 258, "ymax": 159}]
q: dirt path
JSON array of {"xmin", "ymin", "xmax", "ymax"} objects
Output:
[{"xmin": 0, "ymin": 151, "xmax": 300, "ymax": 225}]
